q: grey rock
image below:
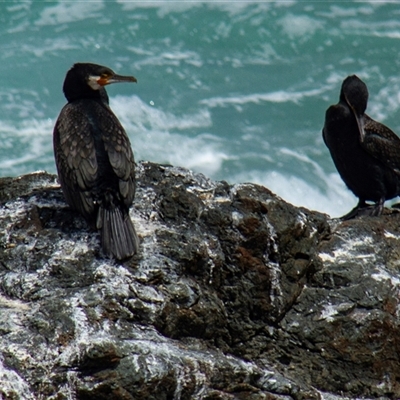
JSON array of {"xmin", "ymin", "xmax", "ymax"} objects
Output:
[{"xmin": 0, "ymin": 162, "xmax": 399, "ymax": 399}]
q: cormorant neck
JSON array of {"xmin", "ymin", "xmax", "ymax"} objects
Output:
[
  {"xmin": 63, "ymin": 85, "xmax": 109, "ymax": 104},
  {"xmin": 98, "ymin": 88, "xmax": 109, "ymax": 104}
]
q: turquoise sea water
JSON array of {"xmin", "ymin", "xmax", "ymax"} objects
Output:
[{"xmin": 2, "ymin": 1, "xmax": 400, "ymax": 217}]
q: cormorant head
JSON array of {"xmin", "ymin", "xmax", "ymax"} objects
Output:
[
  {"xmin": 340, "ymin": 75, "xmax": 369, "ymax": 142},
  {"xmin": 63, "ymin": 63, "xmax": 137, "ymax": 102},
  {"xmin": 340, "ymin": 75, "xmax": 369, "ymax": 116}
]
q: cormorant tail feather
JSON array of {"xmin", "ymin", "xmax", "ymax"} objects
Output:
[{"xmin": 97, "ymin": 206, "xmax": 139, "ymax": 260}]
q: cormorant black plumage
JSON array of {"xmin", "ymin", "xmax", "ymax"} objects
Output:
[
  {"xmin": 53, "ymin": 62, "xmax": 139, "ymax": 260},
  {"xmin": 323, "ymin": 75, "xmax": 400, "ymax": 219}
]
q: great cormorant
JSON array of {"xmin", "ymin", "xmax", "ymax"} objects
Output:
[
  {"xmin": 53, "ymin": 62, "xmax": 139, "ymax": 259},
  {"xmin": 323, "ymin": 75, "xmax": 400, "ymax": 219}
]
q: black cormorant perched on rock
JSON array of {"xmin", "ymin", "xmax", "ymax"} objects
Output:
[
  {"xmin": 53, "ymin": 63, "xmax": 139, "ymax": 260},
  {"xmin": 323, "ymin": 75, "xmax": 400, "ymax": 219}
]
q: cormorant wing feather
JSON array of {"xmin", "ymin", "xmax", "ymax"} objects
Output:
[
  {"xmin": 54, "ymin": 103, "xmax": 98, "ymax": 217},
  {"xmin": 100, "ymin": 105, "xmax": 136, "ymax": 206},
  {"xmin": 361, "ymin": 114, "xmax": 400, "ymax": 175}
]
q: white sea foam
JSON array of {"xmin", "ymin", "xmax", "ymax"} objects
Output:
[
  {"xmin": 117, "ymin": 0, "xmax": 271, "ymax": 17},
  {"xmin": 0, "ymin": 119, "xmax": 54, "ymax": 176},
  {"xmin": 111, "ymin": 95, "xmax": 228, "ymax": 176},
  {"xmin": 231, "ymin": 168, "xmax": 354, "ymax": 218},
  {"xmin": 318, "ymin": 4, "xmax": 374, "ymax": 19},
  {"xmin": 35, "ymin": 2, "xmax": 104, "ymax": 26},
  {"xmin": 200, "ymin": 86, "xmax": 330, "ymax": 108},
  {"xmin": 129, "ymin": 48, "xmax": 203, "ymax": 70},
  {"xmin": 368, "ymin": 77, "xmax": 400, "ymax": 123},
  {"xmin": 278, "ymin": 13, "xmax": 324, "ymax": 40},
  {"xmin": 116, "ymin": 0, "xmax": 205, "ymax": 19},
  {"xmin": 229, "ymin": 145, "xmax": 356, "ymax": 217},
  {"xmin": 20, "ymin": 38, "xmax": 78, "ymax": 58}
]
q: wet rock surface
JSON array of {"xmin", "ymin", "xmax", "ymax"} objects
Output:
[{"xmin": 0, "ymin": 163, "xmax": 400, "ymax": 399}]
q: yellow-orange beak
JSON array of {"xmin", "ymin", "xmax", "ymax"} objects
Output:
[{"xmin": 97, "ymin": 74, "xmax": 137, "ymax": 86}]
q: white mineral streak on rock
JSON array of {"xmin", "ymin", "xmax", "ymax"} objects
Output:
[
  {"xmin": 384, "ymin": 230, "xmax": 399, "ymax": 239},
  {"xmin": 319, "ymin": 234, "xmax": 375, "ymax": 264},
  {"xmin": 319, "ymin": 302, "xmax": 354, "ymax": 322},
  {"xmin": 371, "ymin": 266, "xmax": 400, "ymax": 287},
  {"xmin": 0, "ymin": 358, "xmax": 35, "ymax": 400},
  {"xmin": 319, "ymin": 303, "xmax": 339, "ymax": 322}
]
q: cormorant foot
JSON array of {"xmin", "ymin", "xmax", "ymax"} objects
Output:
[
  {"xmin": 339, "ymin": 200, "xmax": 368, "ymax": 220},
  {"xmin": 339, "ymin": 198, "xmax": 385, "ymax": 220},
  {"xmin": 370, "ymin": 197, "xmax": 385, "ymax": 217}
]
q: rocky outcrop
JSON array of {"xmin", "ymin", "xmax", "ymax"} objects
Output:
[{"xmin": 1, "ymin": 162, "xmax": 400, "ymax": 399}]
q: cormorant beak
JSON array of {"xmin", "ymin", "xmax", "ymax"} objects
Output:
[
  {"xmin": 345, "ymin": 95, "xmax": 366, "ymax": 143},
  {"xmin": 97, "ymin": 74, "xmax": 137, "ymax": 86},
  {"xmin": 354, "ymin": 113, "xmax": 365, "ymax": 142}
]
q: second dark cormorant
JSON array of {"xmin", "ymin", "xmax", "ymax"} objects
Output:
[
  {"xmin": 53, "ymin": 63, "xmax": 139, "ymax": 260},
  {"xmin": 323, "ymin": 75, "xmax": 400, "ymax": 219}
]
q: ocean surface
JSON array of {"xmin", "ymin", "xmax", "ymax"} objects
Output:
[{"xmin": 2, "ymin": 1, "xmax": 400, "ymax": 218}]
